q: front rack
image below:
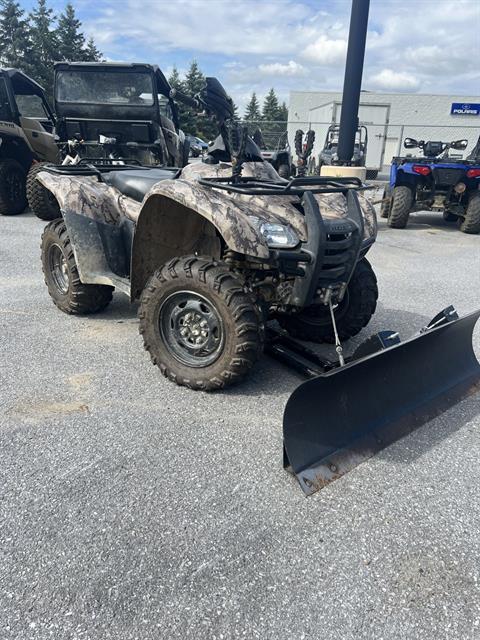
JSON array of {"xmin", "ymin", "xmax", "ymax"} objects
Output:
[
  {"xmin": 43, "ymin": 161, "xmax": 179, "ymax": 179},
  {"xmin": 198, "ymin": 175, "xmax": 371, "ymax": 196}
]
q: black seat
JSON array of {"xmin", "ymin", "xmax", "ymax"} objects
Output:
[{"xmin": 103, "ymin": 167, "xmax": 178, "ymax": 202}]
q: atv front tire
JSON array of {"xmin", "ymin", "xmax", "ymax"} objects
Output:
[
  {"xmin": 459, "ymin": 194, "xmax": 480, "ymax": 234},
  {"xmin": 41, "ymin": 219, "xmax": 113, "ymax": 314},
  {"xmin": 139, "ymin": 256, "xmax": 263, "ymax": 390},
  {"xmin": 0, "ymin": 159, "xmax": 27, "ymax": 216},
  {"xmin": 27, "ymin": 162, "xmax": 61, "ymax": 221},
  {"xmin": 388, "ymin": 185, "xmax": 412, "ymax": 228},
  {"xmin": 278, "ymin": 258, "xmax": 378, "ymax": 343}
]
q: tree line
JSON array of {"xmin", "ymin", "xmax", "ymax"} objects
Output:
[
  {"xmin": 1, "ymin": 0, "xmax": 288, "ymax": 142},
  {"xmin": 0, "ymin": 0, "xmax": 101, "ymax": 98}
]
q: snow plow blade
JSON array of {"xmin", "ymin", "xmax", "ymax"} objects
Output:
[{"xmin": 282, "ymin": 308, "xmax": 480, "ymax": 495}]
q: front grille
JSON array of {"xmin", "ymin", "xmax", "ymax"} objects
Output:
[
  {"xmin": 433, "ymin": 168, "xmax": 464, "ymax": 186},
  {"xmin": 318, "ymin": 225, "xmax": 357, "ymax": 281}
]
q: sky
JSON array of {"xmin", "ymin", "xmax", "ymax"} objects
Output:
[{"xmin": 22, "ymin": 0, "xmax": 480, "ymax": 113}]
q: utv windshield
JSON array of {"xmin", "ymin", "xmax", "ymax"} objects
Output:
[{"xmin": 56, "ymin": 70, "xmax": 155, "ymax": 106}]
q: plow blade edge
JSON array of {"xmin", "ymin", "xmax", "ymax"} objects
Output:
[{"xmin": 283, "ymin": 309, "xmax": 480, "ymax": 495}]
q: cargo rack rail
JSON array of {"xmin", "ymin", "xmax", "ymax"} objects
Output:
[{"xmin": 198, "ymin": 175, "xmax": 372, "ymax": 196}]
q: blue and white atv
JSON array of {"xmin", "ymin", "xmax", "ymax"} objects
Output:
[{"xmin": 381, "ymin": 136, "xmax": 480, "ymax": 234}]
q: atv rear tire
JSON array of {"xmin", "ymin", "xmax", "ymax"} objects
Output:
[
  {"xmin": 0, "ymin": 159, "xmax": 27, "ymax": 216},
  {"xmin": 278, "ymin": 258, "xmax": 378, "ymax": 343},
  {"xmin": 278, "ymin": 164, "xmax": 291, "ymax": 179},
  {"xmin": 27, "ymin": 162, "xmax": 61, "ymax": 221},
  {"xmin": 380, "ymin": 187, "xmax": 392, "ymax": 218},
  {"xmin": 459, "ymin": 194, "xmax": 480, "ymax": 234},
  {"xmin": 138, "ymin": 256, "xmax": 263, "ymax": 390},
  {"xmin": 41, "ymin": 219, "xmax": 113, "ymax": 314},
  {"xmin": 388, "ymin": 185, "xmax": 412, "ymax": 228}
]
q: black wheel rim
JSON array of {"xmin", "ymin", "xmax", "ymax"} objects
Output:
[
  {"xmin": 6, "ymin": 169, "xmax": 23, "ymax": 202},
  {"xmin": 159, "ymin": 291, "xmax": 225, "ymax": 368},
  {"xmin": 48, "ymin": 244, "xmax": 69, "ymax": 294}
]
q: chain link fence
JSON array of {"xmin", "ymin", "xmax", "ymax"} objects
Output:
[{"xmin": 245, "ymin": 120, "xmax": 480, "ymax": 179}]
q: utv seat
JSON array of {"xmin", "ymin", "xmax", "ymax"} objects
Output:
[{"xmin": 103, "ymin": 168, "xmax": 179, "ymax": 202}]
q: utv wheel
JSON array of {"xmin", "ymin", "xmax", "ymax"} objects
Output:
[
  {"xmin": 380, "ymin": 187, "xmax": 392, "ymax": 218},
  {"xmin": 278, "ymin": 164, "xmax": 291, "ymax": 179},
  {"xmin": 0, "ymin": 159, "xmax": 27, "ymax": 216},
  {"xmin": 459, "ymin": 194, "xmax": 480, "ymax": 234},
  {"xmin": 41, "ymin": 219, "xmax": 113, "ymax": 314},
  {"xmin": 27, "ymin": 162, "xmax": 60, "ymax": 221},
  {"xmin": 388, "ymin": 185, "xmax": 412, "ymax": 228},
  {"xmin": 138, "ymin": 256, "xmax": 263, "ymax": 390},
  {"xmin": 278, "ymin": 258, "xmax": 378, "ymax": 343}
]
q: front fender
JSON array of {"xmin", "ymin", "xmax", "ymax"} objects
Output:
[{"xmin": 138, "ymin": 178, "xmax": 272, "ymax": 259}]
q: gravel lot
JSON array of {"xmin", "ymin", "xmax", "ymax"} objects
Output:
[{"xmin": 1, "ymin": 206, "xmax": 479, "ymax": 640}]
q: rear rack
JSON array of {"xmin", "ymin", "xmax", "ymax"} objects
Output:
[
  {"xmin": 198, "ymin": 175, "xmax": 371, "ymax": 196},
  {"xmin": 43, "ymin": 161, "xmax": 180, "ymax": 179}
]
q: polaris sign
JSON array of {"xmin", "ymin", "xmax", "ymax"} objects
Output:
[{"xmin": 451, "ymin": 103, "xmax": 480, "ymax": 116}]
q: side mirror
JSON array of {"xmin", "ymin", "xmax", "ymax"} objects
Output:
[
  {"xmin": 451, "ymin": 139, "xmax": 468, "ymax": 151},
  {"xmin": 404, "ymin": 138, "xmax": 418, "ymax": 149},
  {"xmin": 203, "ymin": 77, "xmax": 234, "ymax": 121}
]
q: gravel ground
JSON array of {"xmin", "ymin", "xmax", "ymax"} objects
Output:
[{"xmin": 1, "ymin": 206, "xmax": 479, "ymax": 640}]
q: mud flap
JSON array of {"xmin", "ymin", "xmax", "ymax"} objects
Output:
[{"xmin": 283, "ymin": 309, "xmax": 480, "ymax": 495}]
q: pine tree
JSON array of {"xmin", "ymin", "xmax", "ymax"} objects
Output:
[
  {"xmin": 184, "ymin": 60, "xmax": 205, "ymax": 98},
  {"xmin": 278, "ymin": 101, "xmax": 288, "ymax": 122},
  {"xmin": 261, "ymin": 88, "xmax": 281, "ymax": 123},
  {"xmin": 0, "ymin": 0, "xmax": 32, "ymax": 70},
  {"xmin": 82, "ymin": 36, "xmax": 102, "ymax": 62},
  {"xmin": 244, "ymin": 92, "xmax": 261, "ymax": 122},
  {"xmin": 56, "ymin": 3, "xmax": 86, "ymax": 61},
  {"xmin": 28, "ymin": 0, "xmax": 57, "ymax": 96},
  {"xmin": 168, "ymin": 66, "xmax": 184, "ymax": 91}
]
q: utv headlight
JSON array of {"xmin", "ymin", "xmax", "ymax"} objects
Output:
[{"xmin": 260, "ymin": 223, "xmax": 299, "ymax": 248}]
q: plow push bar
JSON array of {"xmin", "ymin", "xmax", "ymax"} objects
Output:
[{"xmin": 271, "ymin": 307, "xmax": 480, "ymax": 495}]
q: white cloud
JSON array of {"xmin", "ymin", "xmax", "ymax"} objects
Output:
[
  {"xmin": 257, "ymin": 61, "xmax": 307, "ymax": 77},
  {"xmin": 303, "ymin": 36, "xmax": 347, "ymax": 65},
  {"xmin": 368, "ymin": 69, "xmax": 420, "ymax": 92}
]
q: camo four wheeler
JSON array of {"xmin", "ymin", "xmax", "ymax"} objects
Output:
[
  {"xmin": 382, "ymin": 137, "xmax": 480, "ymax": 233},
  {"xmin": 35, "ymin": 77, "xmax": 480, "ymax": 495},
  {"xmin": 0, "ymin": 68, "xmax": 58, "ymax": 216},
  {"xmin": 28, "ymin": 62, "xmax": 190, "ymax": 221},
  {"xmin": 37, "ymin": 77, "xmax": 379, "ymax": 390}
]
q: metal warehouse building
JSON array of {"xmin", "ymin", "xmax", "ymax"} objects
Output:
[{"xmin": 288, "ymin": 91, "xmax": 480, "ymax": 175}]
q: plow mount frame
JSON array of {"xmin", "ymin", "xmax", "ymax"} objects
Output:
[{"xmin": 267, "ymin": 307, "xmax": 480, "ymax": 496}]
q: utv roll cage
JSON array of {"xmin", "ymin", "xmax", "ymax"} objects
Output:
[{"xmin": 0, "ymin": 68, "xmax": 55, "ymax": 129}]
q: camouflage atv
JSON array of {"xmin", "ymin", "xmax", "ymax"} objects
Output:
[
  {"xmin": 35, "ymin": 77, "xmax": 480, "ymax": 496},
  {"xmin": 37, "ymin": 77, "xmax": 378, "ymax": 390}
]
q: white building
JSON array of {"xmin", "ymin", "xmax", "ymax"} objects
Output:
[{"xmin": 288, "ymin": 91, "xmax": 480, "ymax": 174}]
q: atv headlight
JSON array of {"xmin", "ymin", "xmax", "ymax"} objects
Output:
[{"xmin": 260, "ymin": 223, "xmax": 299, "ymax": 248}]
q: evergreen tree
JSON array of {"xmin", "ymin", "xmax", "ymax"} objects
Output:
[
  {"xmin": 82, "ymin": 36, "xmax": 102, "ymax": 62},
  {"xmin": 0, "ymin": 0, "xmax": 32, "ymax": 70},
  {"xmin": 244, "ymin": 92, "xmax": 261, "ymax": 122},
  {"xmin": 168, "ymin": 65, "xmax": 184, "ymax": 92},
  {"xmin": 278, "ymin": 101, "xmax": 288, "ymax": 122},
  {"xmin": 56, "ymin": 3, "xmax": 86, "ymax": 61},
  {"xmin": 28, "ymin": 0, "xmax": 57, "ymax": 96},
  {"xmin": 261, "ymin": 88, "xmax": 281, "ymax": 122}
]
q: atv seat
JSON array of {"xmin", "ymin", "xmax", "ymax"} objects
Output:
[{"xmin": 103, "ymin": 168, "xmax": 179, "ymax": 202}]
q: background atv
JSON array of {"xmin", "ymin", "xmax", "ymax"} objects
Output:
[
  {"xmin": 37, "ymin": 76, "xmax": 378, "ymax": 392},
  {"xmin": 317, "ymin": 124, "xmax": 367, "ymax": 174},
  {"xmin": 252, "ymin": 129, "xmax": 294, "ymax": 178},
  {"xmin": 28, "ymin": 62, "xmax": 190, "ymax": 221},
  {"xmin": 382, "ymin": 137, "xmax": 480, "ymax": 233},
  {"xmin": 0, "ymin": 68, "xmax": 58, "ymax": 216}
]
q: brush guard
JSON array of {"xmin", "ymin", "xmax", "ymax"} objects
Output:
[{"xmin": 267, "ymin": 306, "xmax": 480, "ymax": 495}]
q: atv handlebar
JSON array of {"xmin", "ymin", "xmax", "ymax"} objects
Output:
[{"xmin": 169, "ymin": 88, "xmax": 203, "ymax": 111}]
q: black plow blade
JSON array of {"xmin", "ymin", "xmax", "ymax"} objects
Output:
[{"xmin": 283, "ymin": 309, "xmax": 480, "ymax": 495}]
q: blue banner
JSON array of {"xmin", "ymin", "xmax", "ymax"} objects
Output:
[{"xmin": 451, "ymin": 103, "xmax": 480, "ymax": 116}]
